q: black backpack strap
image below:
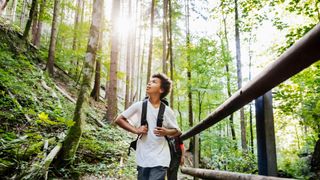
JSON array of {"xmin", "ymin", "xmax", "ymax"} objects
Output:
[
  {"xmin": 141, "ymin": 99, "xmax": 148, "ymax": 126},
  {"xmin": 128, "ymin": 99, "xmax": 148, "ymax": 156},
  {"xmin": 156, "ymin": 102, "xmax": 166, "ymax": 127}
]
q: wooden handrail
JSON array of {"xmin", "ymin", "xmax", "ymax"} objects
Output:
[
  {"xmin": 181, "ymin": 167, "xmax": 294, "ymax": 180},
  {"xmin": 181, "ymin": 23, "xmax": 320, "ymax": 141}
]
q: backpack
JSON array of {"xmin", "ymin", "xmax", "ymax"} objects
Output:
[{"xmin": 127, "ymin": 98, "xmax": 183, "ymax": 167}]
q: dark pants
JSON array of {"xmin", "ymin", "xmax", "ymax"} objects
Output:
[
  {"xmin": 167, "ymin": 155, "xmax": 181, "ymax": 180},
  {"xmin": 137, "ymin": 166, "xmax": 167, "ymax": 180}
]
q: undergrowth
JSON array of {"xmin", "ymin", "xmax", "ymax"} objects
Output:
[{"xmin": 0, "ymin": 22, "xmax": 136, "ymax": 179}]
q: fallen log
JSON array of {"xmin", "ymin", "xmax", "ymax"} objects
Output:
[{"xmin": 22, "ymin": 142, "xmax": 62, "ymax": 180}]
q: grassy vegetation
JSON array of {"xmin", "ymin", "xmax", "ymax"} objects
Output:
[{"xmin": 0, "ymin": 22, "xmax": 136, "ymax": 179}]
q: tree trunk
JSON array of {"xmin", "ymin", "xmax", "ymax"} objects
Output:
[
  {"xmin": 33, "ymin": 0, "xmax": 46, "ymax": 47},
  {"xmin": 58, "ymin": 0, "xmax": 103, "ymax": 165},
  {"xmin": 220, "ymin": 6, "xmax": 237, "ymax": 144},
  {"xmin": 125, "ymin": 0, "xmax": 132, "ymax": 109},
  {"xmin": 162, "ymin": 0, "xmax": 168, "ymax": 74},
  {"xmin": 226, "ymin": 64, "xmax": 236, "ymax": 141},
  {"xmin": 130, "ymin": 0, "xmax": 138, "ymax": 104},
  {"xmin": 186, "ymin": 0, "xmax": 194, "ymax": 153},
  {"xmin": 31, "ymin": 3, "xmax": 39, "ymax": 44},
  {"xmin": 20, "ymin": 0, "xmax": 27, "ymax": 28},
  {"xmin": 0, "ymin": 0, "xmax": 9, "ymax": 15},
  {"xmin": 169, "ymin": 0, "xmax": 174, "ymax": 108},
  {"xmin": 248, "ymin": 33, "xmax": 254, "ymax": 154},
  {"xmin": 22, "ymin": 0, "xmax": 37, "ymax": 40},
  {"xmin": 90, "ymin": 35, "xmax": 102, "ymax": 101},
  {"xmin": 107, "ymin": 0, "xmax": 120, "ymax": 122},
  {"xmin": 311, "ymin": 136, "xmax": 320, "ymax": 178},
  {"xmin": 10, "ymin": 0, "xmax": 17, "ymax": 22},
  {"xmin": 139, "ymin": 27, "xmax": 147, "ymax": 100},
  {"xmin": 76, "ymin": 0, "xmax": 85, "ymax": 78},
  {"xmin": 90, "ymin": 0, "xmax": 104, "ymax": 101},
  {"xmin": 72, "ymin": 0, "xmax": 81, "ymax": 51},
  {"xmin": 146, "ymin": 0, "xmax": 156, "ymax": 82},
  {"xmin": 234, "ymin": 0, "xmax": 247, "ymax": 152},
  {"xmin": 71, "ymin": 0, "xmax": 81, "ymax": 73},
  {"xmin": 135, "ymin": 0, "xmax": 142, "ymax": 101},
  {"xmin": 46, "ymin": 0, "xmax": 60, "ymax": 76}
]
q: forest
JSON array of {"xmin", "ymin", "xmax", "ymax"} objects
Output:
[{"xmin": 0, "ymin": 0, "xmax": 319, "ymax": 179}]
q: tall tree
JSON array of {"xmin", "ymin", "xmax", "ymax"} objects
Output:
[
  {"xmin": 168, "ymin": 0, "xmax": 174, "ymax": 108},
  {"xmin": 31, "ymin": 3, "xmax": 39, "ymax": 44},
  {"xmin": 46, "ymin": 0, "xmax": 60, "ymax": 76},
  {"xmin": 72, "ymin": 0, "xmax": 81, "ymax": 72},
  {"xmin": 125, "ymin": 0, "xmax": 132, "ymax": 109},
  {"xmin": 59, "ymin": 0, "xmax": 103, "ymax": 165},
  {"xmin": 130, "ymin": 0, "xmax": 138, "ymax": 104},
  {"xmin": 234, "ymin": 0, "xmax": 247, "ymax": 152},
  {"xmin": 22, "ymin": 0, "xmax": 37, "ymax": 40},
  {"xmin": 90, "ymin": 0, "xmax": 104, "ymax": 101},
  {"xmin": 162, "ymin": 0, "xmax": 168, "ymax": 74},
  {"xmin": 33, "ymin": 0, "xmax": 46, "ymax": 47},
  {"xmin": 220, "ymin": 1, "xmax": 236, "ymax": 143},
  {"xmin": 146, "ymin": 0, "xmax": 156, "ymax": 81},
  {"xmin": 107, "ymin": 0, "xmax": 120, "ymax": 121},
  {"xmin": 73, "ymin": 0, "xmax": 81, "ymax": 51},
  {"xmin": 185, "ymin": 0, "xmax": 194, "ymax": 153}
]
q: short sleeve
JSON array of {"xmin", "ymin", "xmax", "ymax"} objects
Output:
[
  {"xmin": 163, "ymin": 107, "xmax": 180, "ymax": 131},
  {"xmin": 121, "ymin": 101, "xmax": 142, "ymax": 128}
]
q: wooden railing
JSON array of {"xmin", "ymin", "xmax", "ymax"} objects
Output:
[{"xmin": 180, "ymin": 23, "xmax": 320, "ymax": 179}]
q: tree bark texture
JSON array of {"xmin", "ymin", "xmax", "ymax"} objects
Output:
[
  {"xmin": 22, "ymin": 0, "xmax": 37, "ymax": 40},
  {"xmin": 162, "ymin": 0, "xmax": 168, "ymax": 74},
  {"xmin": 46, "ymin": 0, "xmax": 60, "ymax": 76},
  {"xmin": 59, "ymin": 0, "xmax": 103, "ymax": 164},
  {"xmin": 234, "ymin": 0, "xmax": 247, "ymax": 152},
  {"xmin": 90, "ymin": 0, "xmax": 104, "ymax": 101},
  {"xmin": 107, "ymin": 0, "xmax": 120, "ymax": 121},
  {"xmin": 169, "ymin": 0, "xmax": 174, "ymax": 108},
  {"xmin": 31, "ymin": 2, "xmax": 39, "ymax": 44},
  {"xmin": 221, "ymin": 10, "xmax": 237, "ymax": 143},
  {"xmin": 125, "ymin": 0, "xmax": 132, "ymax": 109},
  {"xmin": 33, "ymin": 0, "xmax": 46, "ymax": 47},
  {"xmin": 185, "ymin": 0, "xmax": 194, "ymax": 153},
  {"xmin": 146, "ymin": 0, "xmax": 156, "ymax": 82}
]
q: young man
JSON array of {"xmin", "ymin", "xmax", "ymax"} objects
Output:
[{"xmin": 115, "ymin": 73, "xmax": 181, "ymax": 180}]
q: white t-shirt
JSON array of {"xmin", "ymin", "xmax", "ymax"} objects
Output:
[{"xmin": 122, "ymin": 100, "xmax": 180, "ymax": 168}]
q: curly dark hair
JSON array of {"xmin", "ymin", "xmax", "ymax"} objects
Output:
[{"xmin": 152, "ymin": 73, "xmax": 172, "ymax": 99}]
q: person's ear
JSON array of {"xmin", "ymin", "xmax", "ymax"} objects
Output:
[{"xmin": 160, "ymin": 88, "xmax": 164, "ymax": 94}]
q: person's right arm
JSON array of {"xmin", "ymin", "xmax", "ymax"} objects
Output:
[{"xmin": 115, "ymin": 115, "xmax": 148, "ymax": 135}]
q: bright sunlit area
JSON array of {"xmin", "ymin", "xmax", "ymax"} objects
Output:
[{"xmin": 0, "ymin": 0, "xmax": 319, "ymax": 179}]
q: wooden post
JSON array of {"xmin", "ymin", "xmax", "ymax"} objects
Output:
[
  {"xmin": 193, "ymin": 135, "xmax": 200, "ymax": 180},
  {"xmin": 255, "ymin": 91, "xmax": 277, "ymax": 176}
]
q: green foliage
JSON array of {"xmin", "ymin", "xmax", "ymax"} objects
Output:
[
  {"xmin": 278, "ymin": 149, "xmax": 313, "ymax": 179},
  {"xmin": 201, "ymin": 124, "xmax": 257, "ymax": 173}
]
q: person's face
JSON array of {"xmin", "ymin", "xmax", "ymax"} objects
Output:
[{"xmin": 146, "ymin": 77, "xmax": 164, "ymax": 96}]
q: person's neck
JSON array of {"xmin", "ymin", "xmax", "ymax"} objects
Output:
[{"xmin": 148, "ymin": 95, "xmax": 161, "ymax": 107}]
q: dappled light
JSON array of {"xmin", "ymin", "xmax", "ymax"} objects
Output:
[{"xmin": 0, "ymin": 0, "xmax": 319, "ymax": 179}]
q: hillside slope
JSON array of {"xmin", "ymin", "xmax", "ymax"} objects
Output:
[{"xmin": 0, "ymin": 20, "xmax": 136, "ymax": 179}]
